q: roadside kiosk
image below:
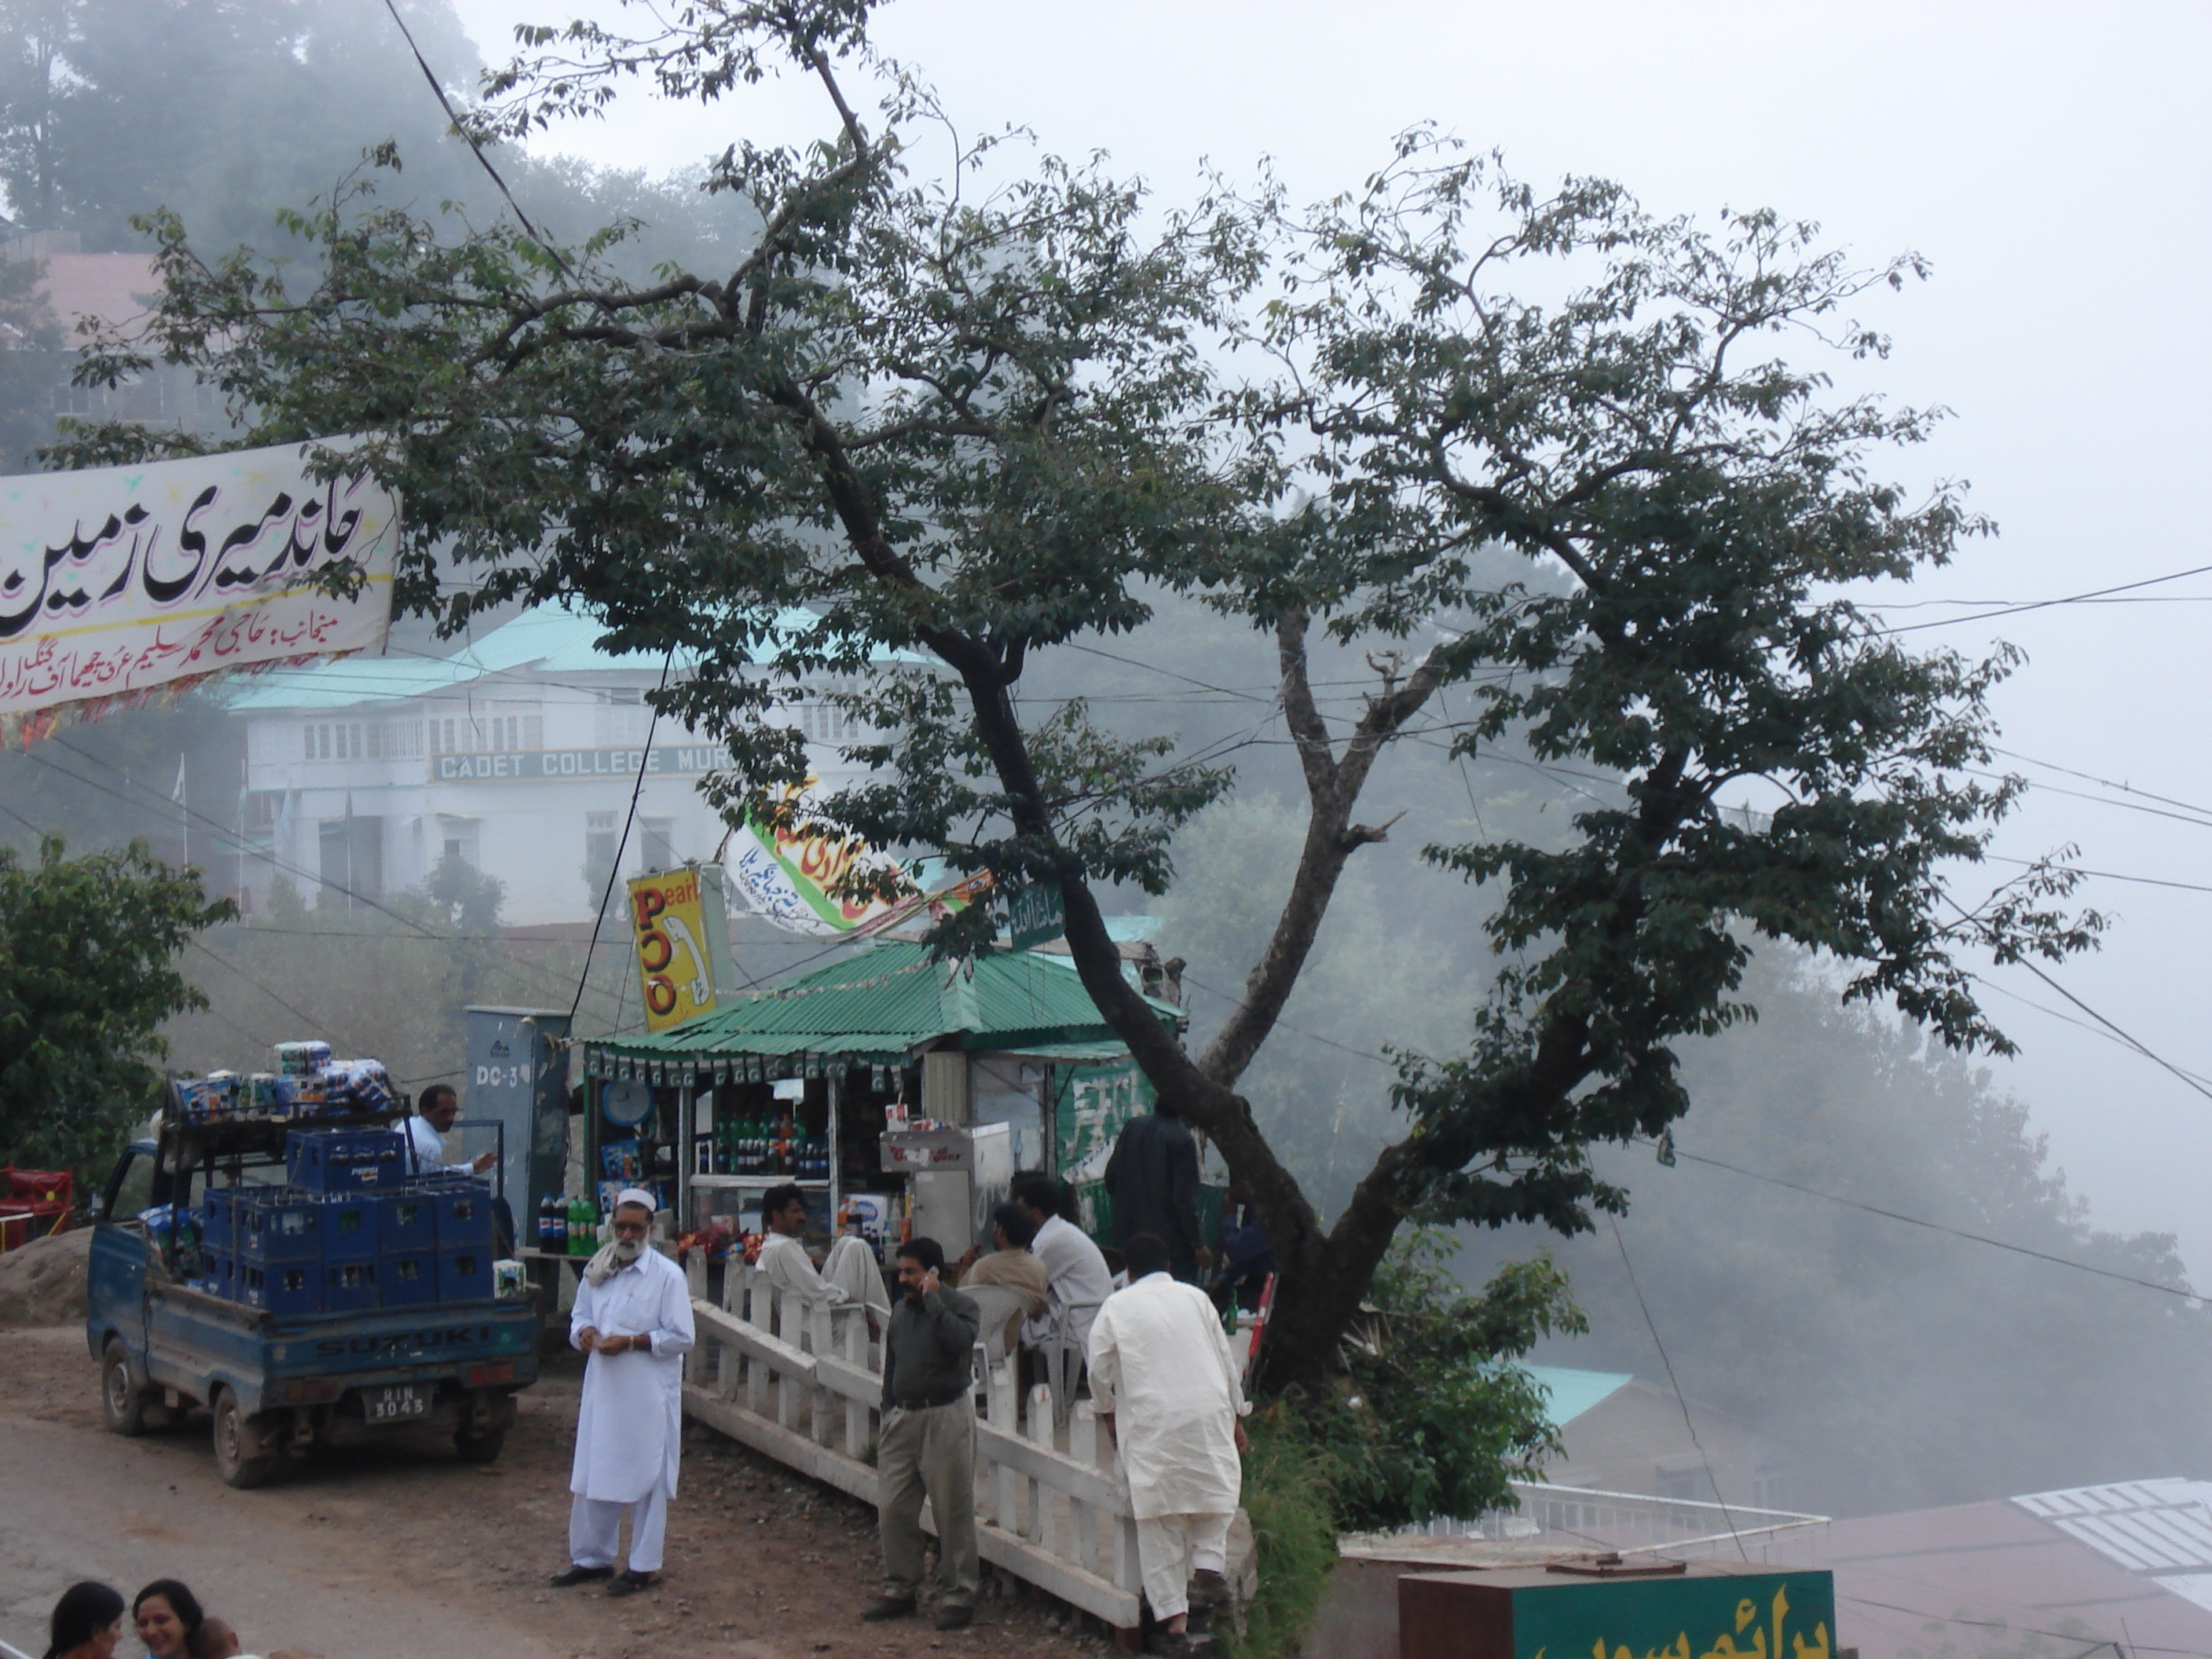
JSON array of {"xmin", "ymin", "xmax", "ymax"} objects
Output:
[{"xmin": 576, "ymin": 939, "xmax": 1188, "ymax": 1268}]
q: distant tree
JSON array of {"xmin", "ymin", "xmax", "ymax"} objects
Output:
[
  {"xmin": 0, "ymin": 836, "xmax": 233, "ymax": 1185},
  {"xmin": 55, "ymin": 2, "xmax": 2100, "ymax": 1395},
  {"xmin": 1489, "ymin": 946, "xmax": 2212, "ymax": 1515}
]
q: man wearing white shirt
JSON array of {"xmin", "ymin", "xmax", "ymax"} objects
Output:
[
  {"xmin": 754, "ymin": 1183, "xmax": 891, "ymax": 1322},
  {"xmin": 1088, "ymin": 1232, "xmax": 1251, "ymax": 1654},
  {"xmin": 1010, "ymin": 1170, "xmax": 1111, "ymax": 1350},
  {"xmin": 402, "ymin": 1083, "xmax": 496, "ymax": 1176},
  {"xmin": 552, "ymin": 1190, "xmax": 696, "ymax": 1598}
]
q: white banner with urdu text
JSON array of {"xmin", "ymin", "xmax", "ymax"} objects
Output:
[{"xmin": 0, "ymin": 441, "xmax": 397, "ymax": 721}]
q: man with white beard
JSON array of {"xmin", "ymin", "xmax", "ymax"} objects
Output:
[
  {"xmin": 1088, "ymin": 1231, "xmax": 1250, "ymax": 1655},
  {"xmin": 551, "ymin": 1189, "xmax": 695, "ymax": 1598}
]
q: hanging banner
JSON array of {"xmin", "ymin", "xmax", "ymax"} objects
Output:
[
  {"xmin": 723, "ymin": 781, "xmax": 991, "ymax": 936},
  {"xmin": 628, "ymin": 863, "xmax": 734, "ymax": 1032},
  {"xmin": 0, "ymin": 440, "xmax": 397, "ymax": 731}
]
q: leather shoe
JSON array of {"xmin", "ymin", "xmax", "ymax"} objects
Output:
[
  {"xmin": 549, "ymin": 1565, "xmax": 613, "ymax": 1588},
  {"xmin": 606, "ymin": 1570, "xmax": 658, "ymax": 1598},
  {"xmin": 861, "ymin": 1596, "xmax": 917, "ymax": 1621},
  {"xmin": 935, "ymin": 1604, "xmax": 974, "ymax": 1631}
]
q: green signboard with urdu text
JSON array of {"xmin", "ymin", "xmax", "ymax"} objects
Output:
[{"xmin": 1402, "ymin": 1569, "xmax": 1835, "ymax": 1659}]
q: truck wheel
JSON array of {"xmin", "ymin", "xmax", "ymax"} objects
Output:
[
  {"xmin": 453, "ymin": 1426, "xmax": 507, "ymax": 1464},
  {"xmin": 101, "ymin": 1339, "xmax": 148, "ymax": 1437},
  {"xmin": 211, "ymin": 1387, "xmax": 276, "ymax": 1489}
]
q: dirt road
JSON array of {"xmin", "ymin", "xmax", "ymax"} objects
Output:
[{"xmin": 0, "ymin": 1326, "xmax": 1108, "ymax": 1659}]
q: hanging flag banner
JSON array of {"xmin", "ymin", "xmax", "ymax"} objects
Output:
[
  {"xmin": 724, "ymin": 782, "xmax": 991, "ymax": 936},
  {"xmin": 0, "ymin": 439, "xmax": 398, "ymax": 732}
]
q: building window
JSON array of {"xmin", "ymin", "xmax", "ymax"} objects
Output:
[
  {"xmin": 639, "ymin": 817, "xmax": 676, "ymax": 872},
  {"xmin": 438, "ymin": 816, "xmax": 482, "ymax": 869}
]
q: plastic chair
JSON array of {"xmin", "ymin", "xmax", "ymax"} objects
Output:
[
  {"xmin": 1040, "ymin": 1297, "xmax": 1104, "ymax": 1429},
  {"xmin": 961, "ymin": 1283, "xmax": 1031, "ymax": 1371}
]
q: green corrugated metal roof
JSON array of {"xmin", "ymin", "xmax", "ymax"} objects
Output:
[{"xmin": 585, "ymin": 940, "xmax": 1179, "ymax": 1069}]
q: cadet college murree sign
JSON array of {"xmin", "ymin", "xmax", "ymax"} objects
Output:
[{"xmin": 0, "ymin": 441, "xmax": 397, "ymax": 732}]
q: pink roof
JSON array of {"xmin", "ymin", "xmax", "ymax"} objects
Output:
[
  {"xmin": 35, "ymin": 252, "xmax": 159, "ymax": 337},
  {"xmin": 1765, "ymin": 1492, "xmax": 2212, "ymax": 1659}
]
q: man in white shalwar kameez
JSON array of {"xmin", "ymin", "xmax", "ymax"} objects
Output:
[
  {"xmin": 552, "ymin": 1190, "xmax": 695, "ymax": 1598},
  {"xmin": 1087, "ymin": 1232, "xmax": 1250, "ymax": 1653},
  {"xmin": 754, "ymin": 1183, "xmax": 892, "ymax": 1329}
]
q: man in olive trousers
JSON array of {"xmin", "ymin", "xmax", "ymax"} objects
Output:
[{"xmin": 862, "ymin": 1236, "xmax": 982, "ymax": 1632}]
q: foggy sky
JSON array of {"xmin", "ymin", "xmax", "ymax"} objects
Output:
[{"xmin": 449, "ymin": 2, "xmax": 2212, "ymax": 1270}]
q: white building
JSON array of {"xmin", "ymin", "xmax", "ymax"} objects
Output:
[{"xmin": 229, "ymin": 604, "xmax": 876, "ymax": 925}]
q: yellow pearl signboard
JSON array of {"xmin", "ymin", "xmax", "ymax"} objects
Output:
[{"xmin": 627, "ymin": 864, "xmax": 733, "ymax": 1032}]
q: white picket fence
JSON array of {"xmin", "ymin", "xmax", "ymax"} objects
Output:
[{"xmin": 681, "ymin": 1254, "xmax": 1147, "ymax": 1634}]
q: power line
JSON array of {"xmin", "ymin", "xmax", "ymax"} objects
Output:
[
  {"xmin": 17, "ymin": 743, "xmax": 618, "ymax": 1017},
  {"xmin": 1663, "ymin": 1144, "xmax": 2201, "ymax": 1303},
  {"xmin": 1874, "ymin": 560, "xmax": 2212, "ymax": 635},
  {"xmin": 376, "ymin": 0, "xmax": 573, "ymax": 281},
  {"xmin": 1610, "ymin": 1217, "xmax": 1749, "ymax": 1560},
  {"xmin": 569, "ymin": 650, "xmax": 673, "ymax": 1024},
  {"xmin": 1992, "ymin": 746, "xmax": 2212, "ymax": 826}
]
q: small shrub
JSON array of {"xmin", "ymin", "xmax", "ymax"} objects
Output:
[{"xmin": 1232, "ymin": 1405, "xmax": 1342, "ymax": 1659}]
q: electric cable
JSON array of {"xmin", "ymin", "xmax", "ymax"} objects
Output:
[
  {"xmin": 569, "ymin": 649, "xmax": 674, "ymax": 1024},
  {"xmin": 1873, "ymin": 560, "xmax": 2212, "ymax": 635},
  {"xmin": 376, "ymin": 0, "xmax": 574, "ymax": 281},
  {"xmin": 1659, "ymin": 1143, "xmax": 2200, "ymax": 1302},
  {"xmin": 19, "ymin": 742, "xmax": 620, "ymax": 1018},
  {"xmin": 1610, "ymin": 1216, "xmax": 1749, "ymax": 1560}
]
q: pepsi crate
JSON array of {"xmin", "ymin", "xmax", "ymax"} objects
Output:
[
  {"xmin": 286, "ymin": 1127, "xmax": 406, "ymax": 1193},
  {"xmin": 378, "ymin": 1190, "xmax": 438, "ymax": 1253},
  {"xmin": 382, "ymin": 1250, "xmax": 438, "ymax": 1308},
  {"xmin": 437, "ymin": 1247, "xmax": 493, "ymax": 1304},
  {"xmin": 423, "ymin": 1180, "xmax": 495, "ymax": 1254},
  {"xmin": 188, "ymin": 1247, "xmax": 231, "ymax": 1297},
  {"xmin": 319, "ymin": 1192, "xmax": 380, "ymax": 1261},
  {"xmin": 200, "ymin": 1187, "xmax": 234, "ymax": 1252},
  {"xmin": 235, "ymin": 1190, "xmax": 321, "ymax": 1264},
  {"xmin": 324, "ymin": 1260, "xmax": 379, "ymax": 1314},
  {"xmin": 240, "ymin": 1260, "xmax": 320, "ymax": 1318}
]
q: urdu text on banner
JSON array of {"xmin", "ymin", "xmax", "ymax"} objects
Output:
[{"xmin": 0, "ymin": 440, "xmax": 397, "ymax": 724}]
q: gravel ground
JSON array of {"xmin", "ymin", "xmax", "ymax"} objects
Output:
[{"xmin": 0, "ymin": 1324, "xmax": 1116, "ymax": 1659}]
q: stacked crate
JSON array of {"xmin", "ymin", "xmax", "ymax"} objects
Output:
[{"xmin": 194, "ymin": 1128, "xmax": 496, "ymax": 1317}]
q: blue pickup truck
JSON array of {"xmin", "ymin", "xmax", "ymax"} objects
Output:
[{"xmin": 86, "ymin": 1111, "xmax": 539, "ymax": 1488}]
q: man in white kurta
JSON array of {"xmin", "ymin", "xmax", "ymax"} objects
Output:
[
  {"xmin": 1012, "ymin": 1172, "xmax": 1113, "ymax": 1350},
  {"xmin": 555, "ymin": 1192, "xmax": 695, "ymax": 1596},
  {"xmin": 1087, "ymin": 1232, "xmax": 1249, "ymax": 1643},
  {"xmin": 754, "ymin": 1183, "xmax": 891, "ymax": 1330}
]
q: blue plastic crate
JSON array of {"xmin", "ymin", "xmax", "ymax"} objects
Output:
[
  {"xmin": 427, "ymin": 1182, "xmax": 495, "ymax": 1254},
  {"xmin": 377, "ymin": 1191, "xmax": 438, "ymax": 1254},
  {"xmin": 189, "ymin": 1247, "xmax": 232, "ymax": 1298},
  {"xmin": 200, "ymin": 1187, "xmax": 233, "ymax": 1251},
  {"xmin": 382, "ymin": 1250, "xmax": 439, "ymax": 1308},
  {"xmin": 235, "ymin": 1191, "xmax": 321, "ymax": 1264},
  {"xmin": 286, "ymin": 1127, "xmax": 406, "ymax": 1193},
  {"xmin": 318, "ymin": 1192, "xmax": 380, "ymax": 1262},
  {"xmin": 437, "ymin": 1247, "xmax": 493, "ymax": 1304},
  {"xmin": 324, "ymin": 1260, "xmax": 379, "ymax": 1314},
  {"xmin": 240, "ymin": 1260, "xmax": 320, "ymax": 1318}
]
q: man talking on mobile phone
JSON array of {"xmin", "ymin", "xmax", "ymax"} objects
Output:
[{"xmin": 862, "ymin": 1236, "xmax": 981, "ymax": 1631}]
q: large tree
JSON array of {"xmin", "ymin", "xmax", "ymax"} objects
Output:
[{"xmin": 55, "ymin": 1, "xmax": 2097, "ymax": 1389}]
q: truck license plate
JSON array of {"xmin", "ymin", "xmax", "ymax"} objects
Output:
[{"xmin": 367, "ymin": 1383, "xmax": 430, "ymax": 1422}]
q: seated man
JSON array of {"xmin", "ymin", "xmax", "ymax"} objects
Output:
[
  {"xmin": 1009, "ymin": 1170, "xmax": 1112, "ymax": 1352},
  {"xmin": 402, "ymin": 1083, "xmax": 498, "ymax": 1176},
  {"xmin": 955, "ymin": 1201, "xmax": 1050, "ymax": 1351},
  {"xmin": 753, "ymin": 1183, "xmax": 891, "ymax": 1324}
]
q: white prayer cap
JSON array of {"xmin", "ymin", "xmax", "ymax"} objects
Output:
[{"xmin": 614, "ymin": 1187, "xmax": 657, "ymax": 1212}]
